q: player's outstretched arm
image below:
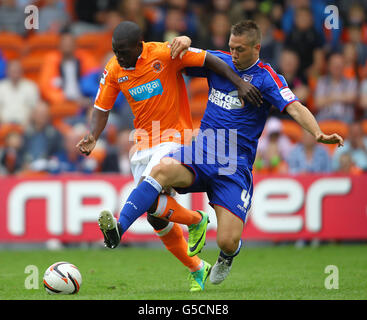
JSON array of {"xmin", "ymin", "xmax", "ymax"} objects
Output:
[
  {"xmin": 76, "ymin": 108, "xmax": 110, "ymax": 156},
  {"xmin": 204, "ymin": 52, "xmax": 263, "ymax": 107},
  {"xmin": 170, "ymin": 37, "xmax": 262, "ymax": 106},
  {"xmin": 286, "ymin": 101, "xmax": 344, "ymax": 147}
]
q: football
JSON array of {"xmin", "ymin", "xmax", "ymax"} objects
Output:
[{"xmin": 43, "ymin": 262, "xmax": 82, "ymax": 294}]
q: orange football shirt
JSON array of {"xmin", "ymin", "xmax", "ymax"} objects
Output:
[{"xmin": 94, "ymin": 41, "xmax": 207, "ymax": 150}]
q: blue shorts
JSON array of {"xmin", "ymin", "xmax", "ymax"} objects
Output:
[{"xmin": 167, "ymin": 141, "xmax": 253, "ymax": 223}]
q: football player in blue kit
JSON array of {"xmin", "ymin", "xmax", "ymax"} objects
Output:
[{"xmin": 100, "ymin": 20, "xmax": 344, "ymax": 286}]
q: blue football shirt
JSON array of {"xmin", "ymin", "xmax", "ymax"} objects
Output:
[{"xmin": 186, "ymin": 50, "xmax": 299, "ymax": 170}]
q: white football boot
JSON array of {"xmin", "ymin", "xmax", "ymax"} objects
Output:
[{"xmin": 209, "ymin": 255, "xmax": 233, "ymax": 284}]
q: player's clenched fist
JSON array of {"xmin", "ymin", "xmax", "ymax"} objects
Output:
[{"xmin": 76, "ymin": 133, "xmax": 96, "ymax": 156}]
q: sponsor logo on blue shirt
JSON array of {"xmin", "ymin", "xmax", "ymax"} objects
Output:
[{"xmin": 128, "ymin": 79, "xmax": 163, "ymax": 101}]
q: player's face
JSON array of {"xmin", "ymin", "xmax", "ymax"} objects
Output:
[
  {"xmin": 228, "ymin": 34, "xmax": 260, "ymax": 70},
  {"xmin": 112, "ymin": 39, "xmax": 142, "ymax": 68}
]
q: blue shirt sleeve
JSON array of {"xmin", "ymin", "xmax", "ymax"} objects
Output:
[{"xmin": 261, "ymin": 72, "xmax": 298, "ymax": 112}]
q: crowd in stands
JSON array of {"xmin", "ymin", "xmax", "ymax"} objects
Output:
[{"xmin": 0, "ymin": 0, "xmax": 367, "ymax": 177}]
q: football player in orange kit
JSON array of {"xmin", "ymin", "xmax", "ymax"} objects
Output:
[{"xmin": 77, "ymin": 21, "xmax": 262, "ymax": 291}]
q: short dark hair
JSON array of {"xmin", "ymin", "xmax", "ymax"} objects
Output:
[
  {"xmin": 112, "ymin": 21, "xmax": 142, "ymax": 45},
  {"xmin": 231, "ymin": 20, "xmax": 262, "ymax": 45}
]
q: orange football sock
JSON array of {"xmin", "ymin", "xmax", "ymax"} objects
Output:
[
  {"xmin": 155, "ymin": 222, "xmax": 203, "ymax": 272},
  {"xmin": 154, "ymin": 194, "xmax": 202, "ymax": 226}
]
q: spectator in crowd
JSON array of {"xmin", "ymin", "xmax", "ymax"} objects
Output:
[
  {"xmin": 0, "ymin": 130, "xmax": 24, "ymax": 175},
  {"xmin": 206, "ymin": 0, "xmax": 233, "ymax": 15},
  {"xmin": 39, "ymin": 29, "xmax": 100, "ymax": 120},
  {"xmin": 0, "ymin": 0, "xmax": 26, "ymax": 35},
  {"xmin": 72, "ymin": 0, "xmax": 120, "ymax": 34},
  {"xmin": 287, "ymin": 128, "xmax": 331, "ymax": 174},
  {"xmin": 22, "ymin": 101, "xmax": 64, "ymax": 172},
  {"xmin": 148, "ymin": 0, "xmax": 199, "ymax": 45},
  {"xmin": 0, "ymin": 60, "xmax": 39, "ymax": 127},
  {"xmin": 359, "ymin": 78, "xmax": 367, "ymax": 118},
  {"xmin": 337, "ymin": 152, "xmax": 362, "ymax": 175},
  {"xmin": 342, "ymin": 42, "xmax": 360, "ymax": 80},
  {"xmin": 314, "ymin": 53, "xmax": 358, "ymax": 124},
  {"xmin": 284, "ymin": 6, "xmax": 323, "ymax": 78},
  {"xmin": 347, "ymin": 24, "xmax": 367, "ymax": 68},
  {"xmin": 332, "ymin": 121, "xmax": 367, "ymax": 172},
  {"xmin": 101, "ymin": 128, "xmax": 133, "ymax": 175},
  {"xmin": 48, "ymin": 126, "xmax": 98, "ymax": 174},
  {"xmin": 269, "ymin": 0, "xmax": 284, "ymax": 30},
  {"xmin": 345, "ymin": 4, "xmax": 367, "ymax": 79},
  {"xmin": 201, "ymin": 13, "xmax": 230, "ymax": 51},
  {"xmin": 282, "ymin": 0, "xmax": 326, "ymax": 37},
  {"xmin": 118, "ymin": 0, "xmax": 147, "ymax": 34},
  {"xmin": 162, "ymin": 7, "xmax": 188, "ymax": 43},
  {"xmin": 254, "ymin": 13, "xmax": 282, "ymax": 67},
  {"xmin": 255, "ymin": 117, "xmax": 293, "ymax": 173},
  {"xmin": 197, "ymin": 0, "xmax": 232, "ymax": 43},
  {"xmin": 230, "ymin": 0, "xmax": 259, "ymax": 22},
  {"xmin": 38, "ymin": 0, "xmax": 70, "ymax": 33},
  {"xmin": 278, "ymin": 49, "xmax": 309, "ymax": 104},
  {"xmin": 344, "ymin": 3, "xmax": 367, "ymax": 44}
]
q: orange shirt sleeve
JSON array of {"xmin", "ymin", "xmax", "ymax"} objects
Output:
[
  {"xmin": 174, "ymin": 47, "xmax": 207, "ymax": 70},
  {"xmin": 94, "ymin": 57, "xmax": 120, "ymax": 112}
]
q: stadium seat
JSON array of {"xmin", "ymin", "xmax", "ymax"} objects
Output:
[
  {"xmin": 21, "ymin": 54, "xmax": 45, "ymax": 83},
  {"xmin": 319, "ymin": 120, "xmax": 349, "ymax": 154},
  {"xmin": 76, "ymin": 32, "xmax": 112, "ymax": 63},
  {"xmin": 281, "ymin": 119, "xmax": 303, "ymax": 143},
  {"xmin": 26, "ymin": 33, "xmax": 60, "ymax": 57},
  {"xmin": 0, "ymin": 32, "xmax": 24, "ymax": 60}
]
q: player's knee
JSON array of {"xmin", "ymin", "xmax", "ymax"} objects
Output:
[
  {"xmin": 150, "ymin": 160, "xmax": 175, "ymax": 186},
  {"xmin": 217, "ymin": 234, "xmax": 240, "ymax": 255}
]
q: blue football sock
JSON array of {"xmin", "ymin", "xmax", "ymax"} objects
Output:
[
  {"xmin": 118, "ymin": 176, "xmax": 162, "ymax": 234},
  {"xmin": 220, "ymin": 239, "xmax": 242, "ymax": 261}
]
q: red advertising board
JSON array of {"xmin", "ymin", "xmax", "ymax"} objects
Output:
[{"xmin": 0, "ymin": 174, "xmax": 366, "ymax": 242}]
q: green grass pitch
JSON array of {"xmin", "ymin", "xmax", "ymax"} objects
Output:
[{"xmin": 0, "ymin": 244, "xmax": 366, "ymax": 300}]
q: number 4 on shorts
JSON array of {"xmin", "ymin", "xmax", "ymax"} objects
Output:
[{"xmin": 241, "ymin": 189, "xmax": 251, "ymax": 210}]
